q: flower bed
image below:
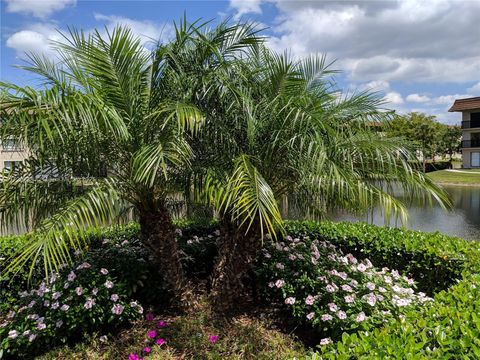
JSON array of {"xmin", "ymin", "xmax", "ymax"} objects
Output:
[{"xmin": 2, "ymin": 220, "xmax": 479, "ymax": 358}]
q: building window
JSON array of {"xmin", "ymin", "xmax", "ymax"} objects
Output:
[
  {"xmin": 3, "ymin": 161, "xmax": 22, "ymax": 172},
  {"xmin": 2, "ymin": 139, "xmax": 22, "ymax": 152},
  {"xmin": 471, "ymin": 152, "xmax": 480, "ymax": 167}
]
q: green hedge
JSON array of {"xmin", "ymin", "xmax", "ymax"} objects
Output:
[{"xmin": 287, "ymin": 222, "xmax": 480, "ymax": 359}]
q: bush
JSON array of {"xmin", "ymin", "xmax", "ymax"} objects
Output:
[
  {"xmin": 0, "ymin": 257, "xmax": 142, "ymax": 358},
  {"xmin": 257, "ymin": 234, "xmax": 431, "ymax": 342},
  {"xmin": 424, "ymin": 160, "xmax": 452, "ymax": 173}
]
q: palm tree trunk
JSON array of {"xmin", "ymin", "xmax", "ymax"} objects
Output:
[
  {"xmin": 210, "ymin": 217, "xmax": 262, "ymax": 314},
  {"xmin": 139, "ymin": 206, "xmax": 192, "ymax": 308}
]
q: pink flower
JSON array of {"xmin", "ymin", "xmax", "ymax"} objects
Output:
[
  {"xmin": 100, "ymin": 268, "xmax": 109, "ymax": 275},
  {"xmin": 143, "ymin": 346, "xmax": 151, "ymax": 353},
  {"xmin": 306, "ymin": 312, "xmax": 315, "ymax": 320},
  {"xmin": 29, "ymin": 334, "xmax": 37, "ymax": 342},
  {"xmin": 305, "ymin": 295, "xmax": 315, "ymax": 305},
  {"xmin": 147, "ymin": 330, "xmax": 157, "ymax": 338},
  {"xmin": 320, "ymin": 338, "xmax": 332, "ymax": 346},
  {"xmin": 157, "ymin": 321, "xmax": 167, "ymax": 328},
  {"xmin": 111, "ymin": 294, "xmax": 119, "ymax": 302},
  {"xmin": 357, "ymin": 264, "xmax": 367, "ymax": 272},
  {"xmin": 276, "ymin": 263, "xmax": 285, "ymax": 270},
  {"xmin": 356, "ymin": 312, "xmax": 366, "ymax": 322},
  {"xmin": 37, "ymin": 323, "xmax": 46, "ymax": 330},
  {"xmin": 284, "ymin": 297, "xmax": 296, "ymax": 305},
  {"xmin": 128, "ymin": 354, "xmax": 139, "ymax": 360},
  {"xmin": 209, "ymin": 335, "xmax": 219, "ymax": 343},
  {"xmin": 341, "ymin": 284, "xmax": 353, "ymax": 292},
  {"xmin": 104, "ymin": 280, "xmax": 114, "ymax": 289},
  {"xmin": 146, "ymin": 312, "xmax": 154, "ymax": 321},
  {"xmin": 75, "ymin": 287, "xmax": 83, "ymax": 296},
  {"xmin": 84, "ymin": 297, "xmax": 95, "ymax": 309},
  {"xmin": 112, "ymin": 304, "xmax": 124, "ymax": 315},
  {"xmin": 67, "ymin": 271, "xmax": 76, "ymax": 281},
  {"xmin": 275, "ymin": 280, "xmax": 285, "ymax": 288},
  {"xmin": 321, "ymin": 314, "xmax": 333, "ymax": 321},
  {"xmin": 156, "ymin": 338, "xmax": 166, "ymax": 346},
  {"xmin": 337, "ymin": 310, "xmax": 347, "ymax": 319},
  {"xmin": 344, "ymin": 295, "xmax": 355, "ymax": 303},
  {"xmin": 365, "ymin": 293, "xmax": 377, "ymax": 306},
  {"xmin": 366, "ymin": 282, "xmax": 376, "ymax": 291},
  {"xmin": 328, "ymin": 303, "xmax": 337, "ymax": 312}
]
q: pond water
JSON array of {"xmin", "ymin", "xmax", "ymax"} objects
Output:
[{"xmin": 327, "ymin": 185, "xmax": 480, "ymax": 241}]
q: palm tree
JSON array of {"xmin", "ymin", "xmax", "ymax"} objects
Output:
[
  {"xmin": 0, "ymin": 21, "xmax": 262, "ymax": 305},
  {"xmin": 193, "ymin": 48, "xmax": 450, "ymax": 312}
]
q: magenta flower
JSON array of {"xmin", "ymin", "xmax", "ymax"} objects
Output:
[
  {"xmin": 147, "ymin": 330, "xmax": 157, "ymax": 338},
  {"xmin": 143, "ymin": 346, "xmax": 151, "ymax": 353},
  {"xmin": 128, "ymin": 353, "xmax": 139, "ymax": 360},
  {"xmin": 209, "ymin": 335, "xmax": 219, "ymax": 343},
  {"xmin": 155, "ymin": 338, "xmax": 166, "ymax": 346},
  {"xmin": 157, "ymin": 320, "xmax": 167, "ymax": 328},
  {"xmin": 145, "ymin": 312, "xmax": 154, "ymax": 321}
]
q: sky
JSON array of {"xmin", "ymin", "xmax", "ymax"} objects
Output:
[{"xmin": 1, "ymin": 0, "xmax": 479, "ymax": 124}]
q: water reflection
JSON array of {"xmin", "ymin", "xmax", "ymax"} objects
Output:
[{"xmin": 328, "ymin": 185, "xmax": 480, "ymax": 241}]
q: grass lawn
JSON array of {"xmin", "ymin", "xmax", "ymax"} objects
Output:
[{"xmin": 427, "ymin": 169, "xmax": 480, "ymax": 185}]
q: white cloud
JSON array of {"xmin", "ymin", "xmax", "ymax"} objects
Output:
[
  {"xmin": 266, "ymin": 0, "xmax": 480, "ymax": 83},
  {"xmin": 5, "ymin": 0, "xmax": 76, "ymax": 19},
  {"xmin": 406, "ymin": 94, "xmax": 430, "ymax": 103},
  {"xmin": 93, "ymin": 13, "xmax": 173, "ymax": 46},
  {"xmin": 6, "ymin": 23, "xmax": 61, "ymax": 58},
  {"xmin": 385, "ymin": 91, "xmax": 404, "ymax": 105},
  {"xmin": 229, "ymin": 0, "xmax": 262, "ymax": 19},
  {"xmin": 468, "ymin": 82, "xmax": 480, "ymax": 95}
]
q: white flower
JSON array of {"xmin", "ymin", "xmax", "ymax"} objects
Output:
[
  {"xmin": 67, "ymin": 271, "xmax": 76, "ymax": 281},
  {"xmin": 379, "ymin": 287, "xmax": 387, "ymax": 293},
  {"xmin": 275, "ymin": 280, "xmax": 285, "ymax": 288},
  {"xmin": 99, "ymin": 335, "xmax": 108, "ymax": 343},
  {"xmin": 77, "ymin": 262, "xmax": 91, "ymax": 270},
  {"xmin": 52, "ymin": 292, "xmax": 61, "ymax": 300},
  {"xmin": 100, "ymin": 268, "xmax": 109, "ymax": 275},
  {"xmin": 51, "ymin": 302, "xmax": 59, "ymax": 309},
  {"xmin": 61, "ymin": 304, "xmax": 70, "ymax": 311},
  {"xmin": 92, "ymin": 288, "xmax": 99, "ymax": 295},
  {"xmin": 345, "ymin": 295, "xmax": 355, "ymax": 303},
  {"xmin": 43, "ymin": 300, "xmax": 50, "ymax": 307},
  {"xmin": 328, "ymin": 303, "xmax": 338, "ymax": 312},
  {"xmin": 320, "ymin": 338, "xmax": 332, "ymax": 346},
  {"xmin": 75, "ymin": 287, "xmax": 83, "ymax": 296},
  {"xmin": 29, "ymin": 334, "xmax": 37, "ymax": 342},
  {"xmin": 28, "ymin": 301, "xmax": 36, "ymax": 308},
  {"xmin": 23, "ymin": 330, "xmax": 31, "ymax": 336},
  {"xmin": 8, "ymin": 330, "xmax": 18, "ymax": 339},
  {"xmin": 37, "ymin": 323, "xmax": 46, "ymax": 330},
  {"xmin": 111, "ymin": 294, "xmax": 119, "ymax": 302},
  {"xmin": 284, "ymin": 297, "xmax": 296, "ymax": 305},
  {"xmin": 276, "ymin": 263, "xmax": 285, "ymax": 270},
  {"xmin": 366, "ymin": 282, "xmax": 376, "ymax": 291},
  {"xmin": 56, "ymin": 320, "xmax": 63, "ymax": 328},
  {"xmin": 268, "ymin": 282, "xmax": 275, "ymax": 288},
  {"xmin": 104, "ymin": 280, "xmax": 114, "ymax": 289},
  {"xmin": 27, "ymin": 314, "xmax": 39, "ymax": 320},
  {"xmin": 357, "ymin": 264, "xmax": 367, "ymax": 272},
  {"xmin": 356, "ymin": 312, "xmax": 366, "ymax": 322},
  {"xmin": 341, "ymin": 284, "xmax": 353, "ymax": 292},
  {"xmin": 306, "ymin": 312, "xmax": 315, "ymax": 320}
]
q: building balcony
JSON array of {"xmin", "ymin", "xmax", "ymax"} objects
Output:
[
  {"xmin": 462, "ymin": 121, "xmax": 480, "ymax": 129},
  {"xmin": 462, "ymin": 140, "xmax": 480, "ymax": 148}
]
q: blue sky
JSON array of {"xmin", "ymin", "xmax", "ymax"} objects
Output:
[{"xmin": 1, "ymin": 0, "xmax": 479, "ymax": 124}]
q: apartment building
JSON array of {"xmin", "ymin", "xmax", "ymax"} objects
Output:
[
  {"xmin": 449, "ymin": 97, "xmax": 480, "ymax": 168},
  {"xmin": 0, "ymin": 138, "xmax": 28, "ymax": 172}
]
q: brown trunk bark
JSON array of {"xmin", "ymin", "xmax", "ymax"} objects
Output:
[
  {"xmin": 139, "ymin": 206, "xmax": 192, "ymax": 309},
  {"xmin": 210, "ymin": 217, "xmax": 262, "ymax": 314}
]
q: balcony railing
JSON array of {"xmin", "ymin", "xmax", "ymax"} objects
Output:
[
  {"xmin": 462, "ymin": 140, "xmax": 480, "ymax": 148},
  {"xmin": 462, "ymin": 121, "xmax": 480, "ymax": 129}
]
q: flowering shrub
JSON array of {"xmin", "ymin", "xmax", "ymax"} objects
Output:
[
  {"xmin": 0, "ymin": 259, "xmax": 142, "ymax": 358},
  {"xmin": 257, "ymin": 234, "xmax": 432, "ymax": 340}
]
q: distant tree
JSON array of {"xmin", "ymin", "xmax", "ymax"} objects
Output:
[
  {"xmin": 385, "ymin": 112, "xmax": 444, "ymax": 170},
  {"xmin": 438, "ymin": 125, "xmax": 462, "ymax": 160}
]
